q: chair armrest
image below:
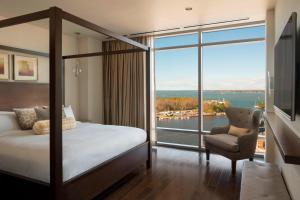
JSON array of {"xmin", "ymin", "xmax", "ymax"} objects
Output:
[
  {"xmin": 210, "ymin": 126, "xmax": 229, "ymax": 135},
  {"xmin": 238, "ymin": 130, "xmax": 258, "ymax": 155}
]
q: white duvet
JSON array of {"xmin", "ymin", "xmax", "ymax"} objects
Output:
[{"xmin": 0, "ymin": 122, "xmax": 146, "ymax": 183}]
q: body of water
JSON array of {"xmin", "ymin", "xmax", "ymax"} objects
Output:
[{"xmin": 156, "ymin": 90, "xmax": 264, "ymax": 131}]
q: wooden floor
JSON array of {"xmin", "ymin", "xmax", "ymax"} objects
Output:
[{"xmin": 95, "ymin": 146, "xmax": 244, "ymax": 200}]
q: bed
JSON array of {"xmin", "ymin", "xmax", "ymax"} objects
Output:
[
  {"xmin": 0, "ymin": 117, "xmax": 146, "ymax": 183},
  {"xmin": 0, "ymin": 7, "xmax": 151, "ymax": 200},
  {"xmin": 0, "ymin": 108, "xmax": 150, "ymax": 200}
]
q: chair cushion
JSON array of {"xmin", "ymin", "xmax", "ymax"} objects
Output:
[
  {"xmin": 204, "ymin": 134, "xmax": 239, "ymax": 152},
  {"xmin": 228, "ymin": 125, "xmax": 250, "ymax": 137}
]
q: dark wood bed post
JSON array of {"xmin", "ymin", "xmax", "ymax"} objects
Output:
[
  {"xmin": 146, "ymin": 48, "xmax": 152, "ymax": 168},
  {"xmin": 62, "ymin": 59, "xmax": 65, "ymax": 105},
  {"xmin": 49, "ymin": 7, "xmax": 63, "ymax": 200}
]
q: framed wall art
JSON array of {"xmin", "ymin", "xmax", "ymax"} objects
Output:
[
  {"xmin": 14, "ymin": 55, "xmax": 38, "ymax": 81},
  {"xmin": 0, "ymin": 53, "xmax": 9, "ymax": 80}
]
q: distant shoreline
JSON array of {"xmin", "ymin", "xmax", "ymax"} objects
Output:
[
  {"xmin": 155, "ymin": 91, "xmax": 265, "ymax": 120},
  {"xmin": 156, "ymin": 109, "xmax": 228, "ymax": 121}
]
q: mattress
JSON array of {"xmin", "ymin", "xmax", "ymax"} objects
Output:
[{"xmin": 0, "ymin": 122, "xmax": 146, "ymax": 183}]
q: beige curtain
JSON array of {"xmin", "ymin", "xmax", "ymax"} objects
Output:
[{"xmin": 103, "ymin": 36, "xmax": 149, "ymax": 129}]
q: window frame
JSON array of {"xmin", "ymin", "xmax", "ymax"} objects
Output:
[
  {"xmin": 153, "ymin": 21, "xmax": 266, "ymax": 154},
  {"xmin": 201, "ymin": 25, "xmax": 266, "ymax": 44}
]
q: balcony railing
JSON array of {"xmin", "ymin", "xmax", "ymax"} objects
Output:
[{"xmin": 156, "ymin": 125, "xmax": 266, "ymax": 155}]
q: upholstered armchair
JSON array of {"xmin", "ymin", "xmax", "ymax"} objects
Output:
[{"xmin": 204, "ymin": 107, "xmax": 261, "ymax": 174}]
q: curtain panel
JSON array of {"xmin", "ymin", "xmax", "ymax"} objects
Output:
[{"xmin": 102, "ymin": 36, "xmax": 150, "ymax": 129}]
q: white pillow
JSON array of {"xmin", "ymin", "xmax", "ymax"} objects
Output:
[
  {"xmin": 63, "ymin": 105, "xmax": 75, "ymax": 120},
  {"xmin": 0, "ymin": 111, "xmax": 20, "ymax": 133}
]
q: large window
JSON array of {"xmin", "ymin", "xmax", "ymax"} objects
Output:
[
  {"xmin": 155, "ymin": 33, "xmax": 199, "ymax": 147},
  {"xmin": 202, "ymin": 42, "xmax": 266, "ymax": 132},
  {"xmin": 154, "ymin": 25, "xmax": 266, "ymax": 153}
]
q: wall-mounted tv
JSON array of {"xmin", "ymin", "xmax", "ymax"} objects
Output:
[{"xmin": 274, "ymin": 12, "xmax": 297, "ymax": 121}]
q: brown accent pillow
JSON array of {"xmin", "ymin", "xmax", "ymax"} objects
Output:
[
  {"xmin": 35, "ymin": 106, "xmax": 49, "ymax": 120},
  {"xmin": 228, "ymin": 125, "xmax": 249, "ymax": 137},
  {"xmin": 35, "ymin": 106, "xmax": 67, "ymax": 121},
  {"xmin": 13, "ymin": 108, "xmax": 37, "ymax": 130}
]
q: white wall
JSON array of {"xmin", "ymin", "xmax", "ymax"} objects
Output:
[
  {"xmin": 63, "ymin": 33, "xmax": 80, "ymax": 119},
  {"xmin": 265, "ymin": 10, "xmax": 275, "ymax": 113},
  {"xmin": 0, "ymin": 17, "xmax": 79, "ymax": 117},
  {"xmin": 86, "ymin": 38, "xmax": 103, "ymax": 123},
  {"xmin": 78, "ymin": 37, "xmax": 89, "ymax": 120},
  {"xmin": 78, "ymin": 37, "xmax": 103, "ymax": 123},
  {"xmin": 265, "ymin": 1, "xmax": 300, "ymax": 199}
]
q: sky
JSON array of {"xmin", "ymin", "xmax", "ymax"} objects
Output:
[{"xmin": 155, "ymin": 26, "xmax": 266, "ymax": 91}]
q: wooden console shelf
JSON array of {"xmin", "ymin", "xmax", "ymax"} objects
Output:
[{"xmin": 264, "ymin": 112, "xmax": 300, "ymax": 165}]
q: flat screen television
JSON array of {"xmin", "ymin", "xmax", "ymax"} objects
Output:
[{"xmin": 274, "ymin": 12, "xmax": 297, "ymax": 121}]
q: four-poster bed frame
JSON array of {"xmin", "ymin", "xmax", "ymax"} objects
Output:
[{"xmin": 0, "ymin": 7, "xmax": 151, "ymax": 200}]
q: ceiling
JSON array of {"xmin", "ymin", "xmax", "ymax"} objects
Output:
[{"xmin": 0, "ymin": 0, "xmax": 276, "ymax": 38}]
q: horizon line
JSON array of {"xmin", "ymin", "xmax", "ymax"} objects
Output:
[{"xmin": 156, "ymin": 89, "xmax": 265, "ymax": 91}]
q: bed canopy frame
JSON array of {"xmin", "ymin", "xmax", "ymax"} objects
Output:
[{"xmin": 0, "ymin": 7, "xmax": 151, "ymax": 200}]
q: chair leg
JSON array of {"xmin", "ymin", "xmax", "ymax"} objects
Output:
[
  {"xmin": 231, "ymin": 160, "xmax": 236, "ymax": 175},
  {"xmin": 205, "ymin": 149, "xmax": 210, "ymax": 161},
  {"xmin": 249, "ymin": 157, "xmax": 254, "ymax": 161}
]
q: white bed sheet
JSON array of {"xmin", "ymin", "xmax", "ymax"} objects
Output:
[{"xmin": 0, "ymin": 122, "xmax": 146, "ymax": 183}]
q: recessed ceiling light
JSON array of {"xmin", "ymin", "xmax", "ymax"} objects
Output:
[{"xmin": 185, "ymin": 7, "xmax": 192, "ymax": 11}]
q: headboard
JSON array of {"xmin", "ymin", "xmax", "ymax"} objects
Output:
[{"xmin": 0, "ymin": 82, "xmax": 49, "ymax": 111}]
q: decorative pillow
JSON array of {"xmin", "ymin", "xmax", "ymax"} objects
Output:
[
  {"xmin": 13, "ymin": 108, "xmax": 37, "ymax": 130},
  {"xmin": 35, "ymin": 106, "xmax": 49, "ymax": 120},
  {"xmin": 228, "ymin": 125, "xmax": 250, "ymax": 137},
  {"xmin": 35, "ymin": 106, "xmax": 68, "ymax": 120},
  {"xmin": 33, "ymin": 117, "xmax": 76, "ymax": 135},
  {"xmin": 62, "ymin": 117, "xmax": 77, "ymax": 130},
  {"xmin": 63, "ymin": 105, "xmax": 75, "ymax": 120}
]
